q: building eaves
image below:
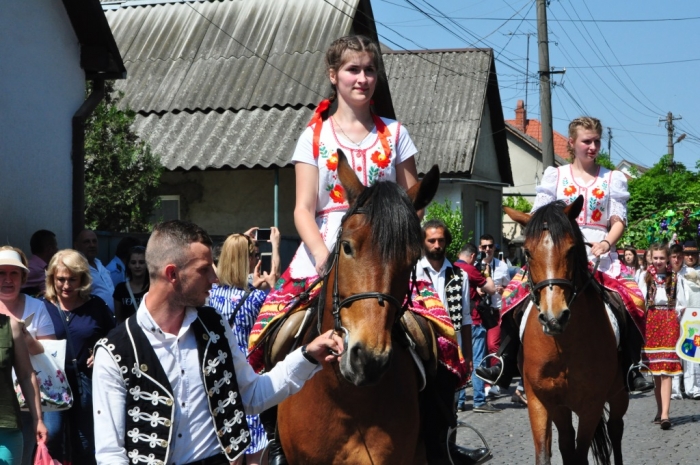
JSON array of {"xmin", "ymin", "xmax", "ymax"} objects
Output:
[{"xmin": 104, "ymin": 0, "xmax": 357, "ymax": 113}]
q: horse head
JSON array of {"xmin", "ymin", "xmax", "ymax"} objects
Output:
[
  {"xmin": 324, "ymin": 149, "xmax": 439, "ymax": 386},
  {"xmin": 505, "ymin": 196, "xmax": 587, "ymax": 335}
]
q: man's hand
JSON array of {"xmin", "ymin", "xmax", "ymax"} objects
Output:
[{"xmin": 305, "ymin": 330, "xmax": 345, "ymax": 363}]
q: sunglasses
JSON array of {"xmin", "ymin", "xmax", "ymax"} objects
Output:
[{"xmin": 480, "ymin": 244, "xmax": 495, "ymax": 250}]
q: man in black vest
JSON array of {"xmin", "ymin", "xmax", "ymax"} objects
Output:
[{"xmin": 92, "ymin": 220, "xmax": 343, "ymax": 465}]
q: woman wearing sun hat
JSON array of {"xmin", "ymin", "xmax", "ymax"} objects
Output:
[{"xmin": 0, "ymin": 246, "xmax": 49, "ymax": 464}]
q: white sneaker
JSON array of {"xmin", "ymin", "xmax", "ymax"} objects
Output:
[{"xmin": 671, "ymin": 394, "xmax": 683, "ymax": 400}]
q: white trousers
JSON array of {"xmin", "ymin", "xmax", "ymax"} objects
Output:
[{"xmin": 671, "ymin": 359, "xmax": 700, "ymax": 398}]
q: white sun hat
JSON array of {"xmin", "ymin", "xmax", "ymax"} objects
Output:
[{"xmin": 0, "ymin": 249, "xmax": 29, "ymax": 271}]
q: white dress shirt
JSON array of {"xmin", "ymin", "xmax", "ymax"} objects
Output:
[
  {"xmin": 481, "ymin": 258, "xmax": 510, "ymax": 309},
  {"xmin": 93, "ymin": 296, "xmax": 321, "ymax": 464},
  {"xmin": 90, "ymin": 258, "xmax": 115, "ymax": 312},
  {"xmin": 417, "ymin": 256, "xmax": 472, "ymax": 325}
]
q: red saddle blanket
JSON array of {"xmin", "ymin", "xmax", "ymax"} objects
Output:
[{"xmin": 248, "ymin": 268, "xmax": 469, "ymax": 386}]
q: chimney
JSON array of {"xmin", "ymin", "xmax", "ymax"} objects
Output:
[{"xmin": 515, "ymin": 100, "xmax": 526, "ymax": 132}]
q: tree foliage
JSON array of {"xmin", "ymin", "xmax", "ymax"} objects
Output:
[
  {"xmin": 596, "ymin": 151, "xmax": 616, "ymax": 170},
  {"xmin": 424, "ymin": 199, "xmax": 472, "ymax": 262},
  {"xmin": 503, "ymin": 194, "xmax": 532, "ymax": 213},
  {"xmin": 621, "ymin": 154, "xmax": 700, "ymax": 248},
  {"xmin": 84, "ymin": 81, "xmax": 162, "ymax": 232}
]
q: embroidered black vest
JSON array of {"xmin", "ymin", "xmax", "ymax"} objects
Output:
[
  {"xmin": 444, "ymin": 266, "xmax": 465, "ymax": 331},
  {"xmin": 95, "ymin": 307, "xmax": 250, "ymax": 465}
]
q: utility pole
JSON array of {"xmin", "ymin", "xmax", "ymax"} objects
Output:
[
  {"xmin": 536, "ymin": 0, "xmax": 554, "ymax": 170},
  {"xmin": 660, "ymin": 111, "xmax": 683, "ymax": 173},
  {"xmin": 607, "ymin": 127, "xmax": 612, "ymax": 159}
]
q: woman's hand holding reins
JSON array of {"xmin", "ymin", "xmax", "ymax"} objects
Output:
[{"xmin": 590, "ymin": 240, "xmax": 611, "ymax": 258}]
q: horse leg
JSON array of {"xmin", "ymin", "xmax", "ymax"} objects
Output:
[
  {"xmin": 607, "ymin": 378, "xmax": 629, "ymax": 465},
  {"xmin": 573, "ymin": 404, "xmax": 610, "ymax": 465},
  {"xmin": 551, "ymin": 407, "xmax": 576, "ymax": 464},
  {"xmin": 526, "ymin": 394, "xmax": 553, "ymax": 465}
]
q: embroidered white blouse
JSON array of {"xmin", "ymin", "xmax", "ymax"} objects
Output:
[
  {"xmin": 533, "ymin": 165, "xmax": 630, "ymax": 274},
  {"xmin": 93, "ymin": 297, "xmax": 321, "ymax": 465}
]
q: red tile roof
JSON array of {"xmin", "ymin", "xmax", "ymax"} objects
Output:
[{"xmin": 505, "ymin": 117, "xmax": 569, "ymax": 159}]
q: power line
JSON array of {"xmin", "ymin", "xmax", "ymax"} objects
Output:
[{"xmin": 566, "ymin": 57, "xmax": 700, "ymax": 69}]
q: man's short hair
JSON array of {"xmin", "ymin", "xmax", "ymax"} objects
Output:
[
  {"xmin": 479, "ymin": 233, "xmax": 495, "ymax": 244},
  {"xmin": 146, "ymin": 220, "xmax": 213, "ymax": 280},
  {"xmin": 422, "ymin": 219, "xmax": 452, "ymax": 247},
  {"xmin": 29, "ymin": 229, "xmax": 56, "ymax": 255},
  {"xmin": 669, "ymin": 243, "xmax": 684, "ymax": 256},
  {"xmin": 459, "ymin": 243, "xmax": 477, "ymax": 257}
]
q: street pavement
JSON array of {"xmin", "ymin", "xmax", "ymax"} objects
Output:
[{"xmin": 455, "ymin": 380, "xmax": 700, "ymax": 464}]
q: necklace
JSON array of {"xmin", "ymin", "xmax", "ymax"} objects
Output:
[
  {"xmin": 332, "ymin": 116, "xmax": 372, "ymax": 148},
  {"xmin": 56, "ymin": 301, "xmax": 73, "ymax": 323}
]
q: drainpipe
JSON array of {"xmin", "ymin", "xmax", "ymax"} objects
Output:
[{"xmin": 72, "ymin": 79, "xmax": 105, "ymax": 239}]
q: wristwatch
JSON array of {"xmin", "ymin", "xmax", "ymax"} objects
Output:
[{"xmin": 301, "ymin": 345, "xmax": 319, "ymax": 365}]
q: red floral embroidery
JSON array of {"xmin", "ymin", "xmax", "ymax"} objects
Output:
[
  {"xmin": 326, "ymin": 152, "xmax": 338, "ymax": 171},
  {"xmin": 563, "ymin": 185, "xmax": 577, "ymax": 196},
  {"xmin": 592, "ymin": 187, "xmax": 605, "ymax": 199},
  {"xmin": 591, "ymin": 209, "xmax": 602, "ymax": 222},
  {"xmin": 329, "ymin": 184, "xmax": 345, "ymax": 203},
  {"xmin": 371, "ymin": 150, "xmax": 391, "ymax": 169}
]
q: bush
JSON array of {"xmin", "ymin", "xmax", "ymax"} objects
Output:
[{"xmin": 424, "ymin": 199, "xmax": 472, "ymax": 262}]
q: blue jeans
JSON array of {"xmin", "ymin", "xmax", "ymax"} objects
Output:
[{"xmin": 471, "ymin": 324, "xmax": 487, "ymax": 407}]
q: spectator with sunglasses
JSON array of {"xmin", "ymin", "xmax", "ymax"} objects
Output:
[{"xmin": 113, "ymin": 246, "xmax": 149, "ymax": 324}]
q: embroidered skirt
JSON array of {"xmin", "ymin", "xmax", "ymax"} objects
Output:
[{"xmin": 642, "ymin": 306, "xmax": 682, "ymax": 376}]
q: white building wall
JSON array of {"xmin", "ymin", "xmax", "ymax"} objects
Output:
[{"xmin": 0, "ymin": 2, "xmax": 85, "ymax": 251}]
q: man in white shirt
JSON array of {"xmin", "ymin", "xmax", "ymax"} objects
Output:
[
  {"xmin": 681, "ymin": 241, "xmax": 700, "ymax": 399},
  {"xmin": 478, "ymin": 234, "xmax": 511, "ymax": 398},
  {"xmin": 74, "ymin": 229, "xmax": 115, "ymax": 312},
  {"xmin": 92, "ymin": 220, "xmax": 343, "ymax": 465}
]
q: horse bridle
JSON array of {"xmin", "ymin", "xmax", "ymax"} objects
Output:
[
  {"xmin": 524, "ymin": 222, "xmax": 601, "ymax": 312},
  {"xmin": 316, "ymin": 207, "xmax": 417, "ymax": 351}
]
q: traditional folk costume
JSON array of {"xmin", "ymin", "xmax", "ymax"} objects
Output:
[
  {"xmin": 639, "ymin": 267, "xmax": 685, "ymax": 376},
  {"xmin": 248, "ymin": 102, "xmax": 467, "ymax": 384}
]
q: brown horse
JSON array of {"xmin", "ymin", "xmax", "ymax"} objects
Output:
[
  {"xmin": 505, "ymin": 196, "xmax": 629, "ymax": 465},
  {"xmin": 276, "ymin": 152, "xmax": 440, "ymax": 464}
]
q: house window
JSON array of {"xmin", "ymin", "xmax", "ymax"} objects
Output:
[
  {"xmin": 151, "ymin": 195, "xmax": 180, "ymax": 222},
  {"xmin": 475, "ymin": 201, "xmax": 485, "ymax": 240}
]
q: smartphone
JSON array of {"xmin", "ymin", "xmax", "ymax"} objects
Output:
[
  {"xmin": 260, "ymin": 254, "xmax": 272, "ymax": 274},
  {"xmin": 256, "ymin": 228, "xmax": 271, "ymax": 242},
  {"xmin": 498, "ymin": 252, "xmax": 504, "ymax": 261}
]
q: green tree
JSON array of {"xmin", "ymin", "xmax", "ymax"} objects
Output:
[
  {"xmin": 424, "ymin": 199, "xmax": 472, "ymax": 262},
  {"xmin": 503, "ymin": 194, "xmax": 532, "ymax": 213},
  {"xmin": 596, "ymin": 151, "xmax": 616, "ymax": 170},
  {"xmin": 84, "ymin": 82, "xmax": 162, "ymax": 232},
  {"xmin": 621, "ymin": 154, "xmax": 700, "ymax": 248}
]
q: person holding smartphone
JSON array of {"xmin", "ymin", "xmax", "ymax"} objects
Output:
[{"xmin": 243, "ymin": 227, "xmax": 281, "ymax": 292}]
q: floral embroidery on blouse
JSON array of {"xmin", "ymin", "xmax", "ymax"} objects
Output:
[
  {"xmin": 329, "ymin": 184, "xmax": 345, "ymax": 203},
  {"xmin": 587, "ymin": 179, "xmax": 608, "ymax": 214},
  {"xmin": 563, "ymin": 184, "xmax": 577, "ymax": 198},
  {"xmin": 371, "ymin": 150, "xmax": 391, "ymax": 169},
  {"xmin": 326, "ymin": 152, "xmax": 338, "ymax": 171}
]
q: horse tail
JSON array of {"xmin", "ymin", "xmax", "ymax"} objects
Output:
[{"xmin": 590, "ymin": 407, "xmax": 612, "ymax": 465}]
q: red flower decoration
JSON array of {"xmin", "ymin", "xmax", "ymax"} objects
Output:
[
  {"xmin": 329, "ymin": 184, "xmax": 345, "ymax": 204},
  {"xmin": 326, "ymin": 152, "xmax": 338, "ymax": 171},
  {"xmin": 563, "ymin": 185, "xmax": 577, "ymax": 196},
  {"xmin": 591, "ymin": 209, "xmax": 602, "ymax": 222},
  {"xmin": 371, "ymin": 150, "xmax": 391, "ymax": 169},
  {"xmin": 592, "ymin": 187, "xmax": 605, "ymax": 199}
]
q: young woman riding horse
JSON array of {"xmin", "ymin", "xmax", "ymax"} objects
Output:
[{"xmin": 506, "ymin": 198, "xmax": 629, "ymax": 465}]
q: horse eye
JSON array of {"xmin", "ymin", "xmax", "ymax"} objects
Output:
[
  {"xmin": 524, "ymin": 249, "xmax": 531, "ymax": 259},
  {"xmin": 342, "ymin": 241, "xmax": 353, "ymax": 256}
]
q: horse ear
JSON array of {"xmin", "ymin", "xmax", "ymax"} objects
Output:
[
  {"xmin": 407, "ymin": 165, "xmax": 440, "ymax": 211},
  {"xmin": 504, "ymin": 206, "xmax": 531, "ymax": 227},
  {"xmin": 564, "ymin": 195, "xmax": 584, "ymax": 221},
  {"xmin": 337, "ymin": 148, "xmax": 364, "ymax": 206}
]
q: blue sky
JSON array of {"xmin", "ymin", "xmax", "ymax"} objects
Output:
[{"xmin": 372, "ymin": 0, "xmax": 700, "ymax": 170}]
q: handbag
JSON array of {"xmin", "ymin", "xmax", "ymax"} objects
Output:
[
  {"xmin": 34, "ymin": 441, "xmax": 61, "ymax": 465},
  {"xmin": 14, "ymin": 339, "xmax": 74, "ymax": 411},
  {"xmin": 476, "ymin": 294, "xmax": 500, "ymax": 330}
]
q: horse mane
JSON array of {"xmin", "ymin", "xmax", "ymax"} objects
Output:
[
  {"xmin": 524, "ymin": 200, "xmax": 588, "ymax": 270},
  {"xmin": 341, "ymin": 181, "xmax": 422, "ymax": 263}
]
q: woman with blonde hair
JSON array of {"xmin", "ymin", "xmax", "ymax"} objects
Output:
[
  {"xmin": 42, "ymin": 250, "xmax": 114, "ymax": 465},
  {"xmin": 208, "ymin": 234, "xmax": 272, "ymax": 465}
]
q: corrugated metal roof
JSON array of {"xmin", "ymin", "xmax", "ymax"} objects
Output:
[
  {"xmin": 383, "ymin": 49, "xmax": 493, "ymax": 175},
  {"xmin": 133, "ymin": 105, "xmax": 314, "ymax": 170},
  {"xmin": 105, "ymin": 0, "xmax": 357, "ymax": 113}
]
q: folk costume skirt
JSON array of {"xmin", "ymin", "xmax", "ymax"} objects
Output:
[{"xmin": 642, "ymin": 306, "xmax": 682, "ymax": 376}]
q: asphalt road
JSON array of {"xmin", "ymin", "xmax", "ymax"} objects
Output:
[{"xmin": 455, "ymin": 380, "xmax": 700, "ymax": 464}]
